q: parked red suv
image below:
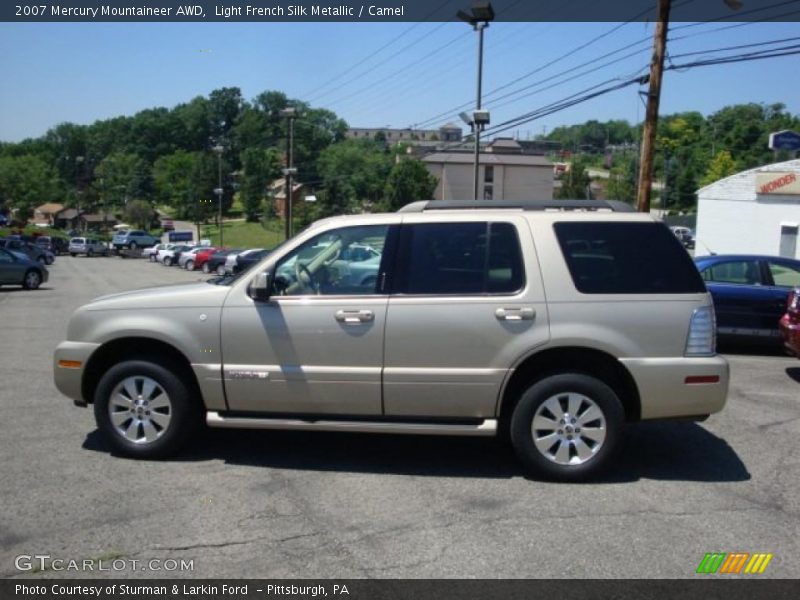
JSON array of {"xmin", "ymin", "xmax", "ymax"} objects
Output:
[{"xmin": 780, "ymin": 288, "xmax": 800, "ymax": 357}]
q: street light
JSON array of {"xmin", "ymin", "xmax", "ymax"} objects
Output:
[
  {"xmin": 212, "ymin": 142, "xmax": 225, "ymax": 246},
  {"xmin": 457, "ymin": 2, "xmax": 494, "ymax": 200},
  {"xmin": 75, "ymin": 156, "xmax": 84, "ymax": 230},
  {"xmin": 279, "ymin": 107, "xmax": 298, "ymax": 239}
]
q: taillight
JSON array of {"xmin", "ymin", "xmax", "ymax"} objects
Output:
[
  {"xmin": 685, "ymin": 305, "xmax": 716, "ymax": 357},
  {"xmin": 788, "ymin": 290, "xmax": 799, "ymax": 314}
]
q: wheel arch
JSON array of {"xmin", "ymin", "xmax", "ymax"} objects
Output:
[
  {"xmin": 497, "ymin": 346, "xmax": 641, "ymax": 428},
  {"xmin": 82, "ymin": 337, "xmax": 202, "ymax": 407}
]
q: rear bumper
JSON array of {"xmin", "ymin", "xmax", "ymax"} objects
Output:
[
  {"xmin": 53, "ymin": 341, "xmax": 101, "ymax": 406},
  {"xmin": 619, "ymin": 356, "xmax": 729, "ymax": 420}
]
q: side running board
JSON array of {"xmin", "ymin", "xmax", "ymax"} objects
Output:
[{"xmin": 206, "ymin": 412, "xmax": 497, "ymax": 437}]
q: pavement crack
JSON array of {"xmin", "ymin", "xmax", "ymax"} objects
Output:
[{"xmin": 148, "ymin": 531, "xmax": 321, "ymax": 553}]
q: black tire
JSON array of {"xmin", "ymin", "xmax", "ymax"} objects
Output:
[
  {"xmin": 88, "ymin": 249, "xmax": 94, "ymax": 257},
  {"xmin": 129, "ymin": 241, "xmax": 138, "ymax": 249},
  {"xmin": 45, "ymin": 256, "xmax": 54, "ymax": 265},
  {"xmin": 216, "ymin": 264, "xmax": 225, "ymax": 276},
  {"xmin": 70, "ymin": 253, "xmax": 77, "ymax": 257},
  {"xmin": 202, "ymin": 262, "xmax": 210, "ymax": 274},
  {"xmin": 164, "ymin": 256, "xmax": 172, "ymax": 267},
  {"xmin": 22, "ymin": 269, "xmax": 42, "ymax": 290},
  {"xmin": 509, "ymin": 373, "xmax": 624, "ymax": 482},
  {"xmin": 93, "ymin": 360, "xmax": 201, "ymax": 459},
  {"xmin": 185, "ymin": 260, "xmax": 194, "ymax": 271}
]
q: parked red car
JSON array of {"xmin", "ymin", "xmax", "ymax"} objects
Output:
[
  {"xmin": 187, "ymin": 246, "xmax": 218, "ymax": 272},
  {"xmin": 780, "ymin": 287, "xmax": 800, "ymax": 357}
]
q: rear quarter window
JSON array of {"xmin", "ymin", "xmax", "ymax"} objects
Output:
[{"xmin": 554, "ymin": 222, "xmax": 705, "ymax": 294}]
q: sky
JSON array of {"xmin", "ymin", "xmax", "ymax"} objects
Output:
[{"xmin": 1, "ymin": 19, "xmax": 799, "ymax": 143}]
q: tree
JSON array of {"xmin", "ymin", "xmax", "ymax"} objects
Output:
[
  {"xmin": 240, "ymin": 148, "xmax": 281, "ymax": 221},
  {"xmin": 316, "ymin": 139, "xmax": 391, "ymax": 216},
  {"xmin": 93, "ymin": 152, "xmax": 151, "ymax": 210},
  {"xmin": 605, "ymin": 154, "xmax": 637, "ymax": 204},
  {"xmin": 383, "ymin": 158, "xmax": 437, "ymax": 211},
  {"xmin": 123, "ymin": 199, "xmax": 153, "ymax": 229},
  {"xmin": 153, "ymin": 151, "xmax": 216, "ymax": 220},
  {"xmin": 700, "ymin": 150, "xmax": 737, "ymax": 187},
  {"xmin": 555, "ymin": 156, "xmax": 592, "ymax": 199},
  {"xmin": 0, "ymin": 155, "xmax": 61, "ymax": 222}
]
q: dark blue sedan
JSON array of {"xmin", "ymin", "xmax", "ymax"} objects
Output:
[{"xmin": 694, "ymin": 254, "xmax": 800, "ymax": 345}]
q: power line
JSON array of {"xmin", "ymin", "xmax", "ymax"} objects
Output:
[
  {"xmin": 666, "ymin": 35, "xmax": 800, "ymax": 60},
  {"xmin": 484, "ymin": 42, "xmax": 800, "ymax": 140},
  {"xmin": 323, "ymin": 30, "xmax": 472, "ymax": 108},
  {"xmin": 306, "ymin": 22, "xmax": 454, "ymax": 104},
  {"xmin": 409, "ymin": 0, "xmax": 798, "ymax": 131},
  {"xmin": 410, "ymin": 5, "xmax": 661, "ymax": 130},
  {"xmin": 302, "ymin": 0, "xmax": 454, "ymax": 102},
  {"xmin": 336, "ymin": 23, "xmax": 551, "ymax": 122}
]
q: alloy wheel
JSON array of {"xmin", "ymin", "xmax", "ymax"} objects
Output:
[
  {"xmin": 531, "ymin": 392, "xmax": 606, "ymax": 465},
  {"xmin": 107, "ymin": 376, "xmax": 172, "ymax": 445}
]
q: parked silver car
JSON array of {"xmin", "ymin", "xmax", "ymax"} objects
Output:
[
  {"xmin": 68, "ymin": 237, "xmax": 108, "ymax": 257},
  {"xmin": 54, "ymin": 200, "xmax": 728, "ymax": 481}
]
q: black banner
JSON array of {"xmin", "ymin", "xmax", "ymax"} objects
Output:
[
  {"xmin": 3, "ymin": 0, "xmax": 800, "ymax": 23},
  {"xmin": 3, "ymin": 580, "xmax": 800, "ymax": 600}
]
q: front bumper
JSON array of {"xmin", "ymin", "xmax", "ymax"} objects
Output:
[
  {"xmin": 53, "ymin": 341, "xmax": 101, "ymax": 406},
  {"xmin": 619, "ymin": 356, "xmax": 729, "ymax": 420}
]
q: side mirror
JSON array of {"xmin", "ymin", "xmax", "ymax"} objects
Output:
[{"xmin": 248, "ymin": 271, "xmax": 272, "ymax": 302}]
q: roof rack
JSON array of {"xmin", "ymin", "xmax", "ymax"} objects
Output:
[{"xmin": 398, "ymin": 199, "xmax": 636, "ymax": 213}]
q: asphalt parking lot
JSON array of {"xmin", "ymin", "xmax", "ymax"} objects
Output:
[{"xmin": 0, "ymin": 255, "xmax": 798, "ymax": 579}]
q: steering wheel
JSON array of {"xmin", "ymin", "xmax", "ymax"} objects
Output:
[{"xmin": 295, "ymin": 261, "xmax": 318, "ymax": 293}]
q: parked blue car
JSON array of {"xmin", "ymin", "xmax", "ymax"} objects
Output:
[{"xmin": 694, "ymin": 254, "xmax": 800, "ymax": 345}]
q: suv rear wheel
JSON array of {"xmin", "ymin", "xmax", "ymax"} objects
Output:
[
  {"xmin": 93, "ymin": 360, "xmax": 200, "ymax": 458},
  {"xmin": 510, "ymin": 373, "xmax": 624, "ymax": 481}
]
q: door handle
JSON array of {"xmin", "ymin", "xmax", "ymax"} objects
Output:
[
  {"xmin": 495, "ymin": 307, "xmax": 535, "ymax": 321},
  {"xmin": 335, "ymin": 309, "xmax": 374, "ymax": 324}
]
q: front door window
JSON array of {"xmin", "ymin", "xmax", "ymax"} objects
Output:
[{"xmin": 272, "ymin": 225, "xmax": 389, "ymax": 296}]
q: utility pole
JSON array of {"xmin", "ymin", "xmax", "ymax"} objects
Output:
[
  {"xmin": 279, "ymin": 108, "xmax": 298, "ymax": 240},
  {"xmin": 636, "ymin": 0, "xmax": 671, "ymax": 213},
  {"xmin": 212, "ymin": 143, "xmax": 225, "ymax": 247}
]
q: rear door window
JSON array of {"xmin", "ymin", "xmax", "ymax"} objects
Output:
[
  {"xmin": 394, "ymin": 222, "xmax": 525, "ymax": 295},
  {"xmin": 767, "ymin": 261, "xmax": 800, "ymax": 287},
  {"xmin": 702, "ymin": 260, "xmax": 763, "ymax": 286},
  {"xmin": 554, "ymin": 222, "xmax": 705, "ymax": 294}
]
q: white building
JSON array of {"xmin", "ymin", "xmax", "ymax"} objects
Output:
[
  {"xmin": 422, "ymin": 139, "xmax": 553, "ymax": 201},
  {"xmin": 695, "ymin": 159, "xmax": 800, "ymax": 258}
]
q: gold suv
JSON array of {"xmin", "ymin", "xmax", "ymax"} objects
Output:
[{"xmin": 54, "ymin": 200, "xmax": 728, "ymax": 481}]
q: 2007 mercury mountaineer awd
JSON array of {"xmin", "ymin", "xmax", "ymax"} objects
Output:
[{"xmin": 54, "ymin": 200, "xmax": 728, "ymax": 480}]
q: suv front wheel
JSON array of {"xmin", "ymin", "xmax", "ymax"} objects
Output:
[
  {"xmin": 510, "ymin": 373, "xmax": 624, "ymax": 482},
  {"xmin": 93, "ymin": 360, "xmax": 200, "ymax": 458}
]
